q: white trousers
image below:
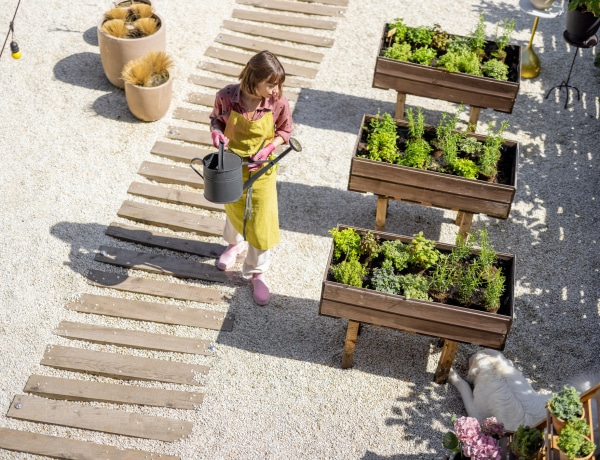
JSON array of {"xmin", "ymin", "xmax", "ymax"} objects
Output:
[{"xmin": 223, "ymin": 217, "xmax": 270, "ymax": 278}]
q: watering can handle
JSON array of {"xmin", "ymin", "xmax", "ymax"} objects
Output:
[
  {"xmin": 190, "ymin": 157, "xmax": 204, "ymax": 179},
  {"xmin": 217, "ymin": 141, "xmax": 224, "ymax": 171},
  {"xmin": 243, "ymin": 137, "xmax": 302, "ymax": 191}
]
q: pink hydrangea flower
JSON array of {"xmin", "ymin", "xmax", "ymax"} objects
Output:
[{"xmin": 450, "ymin": 416, "xmax": 505, "ymax": 460}]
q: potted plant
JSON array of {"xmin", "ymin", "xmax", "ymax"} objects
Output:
[
  {"xmin": 547, "ymin": 385, "xmax": 585, "ymax": 435},
  {"xmin": 319, "ymin": 225, "xmax": 515, "ymax": 352},
  {"xmin": 566, "ymin": 0, "xmax": 600, "ymax": 44},
  {"xmin": 556, "ymin": 418, "xmax": 596, "ymax": 460},
  {"xmin": 443, "ymin": 415, "xmax": 506, "ymax": 460},
  {"xmin": 97, "ymin": 2, "xmax": 166, "ymax": 88},
  {"xmin": 373, "ymin": 14, "xmax": 521, "ymax": 113},
  {"xmin": 510, "ymin": 425, "xmax": 544, "ymax": 460},
  {"xmin": 121, "ymin": 50, "xmax": 173, "ymax": 121},
  {"xmin": 347, "ymin": 108, "xmax": 519, "ymax": 219}
]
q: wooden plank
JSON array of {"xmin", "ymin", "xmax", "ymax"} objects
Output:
[
  {"xmin": 128, "ymin": 181, "xmax": 225, "ymax": 212},
  {"xmin": 117, "ymin": 200, "xmax": 225, "ymax": 237},
  {"xmin": 105, "ymin": 221, "xmax": 227, "ymax": 258},
  {"xmin": 204, "ymin": 46, "xmax": 319, "ymax": 79},
  {"xmin": 375, "ymin": 196, "xmax": 389, "ymax": 231},
  {"xmin": 151, "ymin": 140, "xmax": 212, "ymax": 163},
  {"xmin": 189, "ymin": 74, "xmax": 236, "ymax": 89},
  {"xmin": 0, "ymin": 427, "xmax": 179, "ymax": 460},
  {"xmin": 40, "ymin": 345, "xmax": 210, "ymax": 386},
  {"xmin": 297, "ymin": 0, "xmax": 347, "ymax": 5},
  {"xmin": 86, "ymin": 268, "xmax": 226, "ymax": 303},
  {"xmin": 197, "ymin": 62, "xmax": 311, "ymax": 88},
  {"xmin": 95, "ymin": 244, "xmax": 229, "ymax": 283},
  {"xmin": 214, "ymin": 34, "xmax": 324, "ymax": 63},
  {"xmin": 54, "ymin": 320, "xmax": 215, "ymax": 355},
  {"xmin": 173, "ymin": 107, "xmax": 211, "ymax": 124},
  {"xmin": 24, "ymin": 374, "xmax": 204, "ymax": 410},
  {"xmin": 166, "ymin": 125, "xmax": 212, "ymax": 146},
  {"xmin": 67, "ymin": 293, "xmax": 235, "ymax": 331},
  {"xmin": 235, "ymin": 0, "xmax": 345, "ymax": 17},
  {"xmin": 7, "ymin": 394, "xmax": 192, "ymax": 442},
  {"xmin": 138, "ymin": 161, "xmax": 204, "ymax": 188},
  {"xmin": 188, "ymin": 92, "xmax": 215, "ymax": 107},
  {"xmin": 222, "ymin": 19, "xmax": 334, "ymax": 47},
  {"xmin": 232, "ymin": 9, "xmax": 337, "ymax": 30}
]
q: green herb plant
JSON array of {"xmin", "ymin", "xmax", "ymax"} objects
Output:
[
  {"xmin": 556, "ymin": 418, "xmax": 596, "ymax": 460},
  {"xmin": 365, "ymin": 111, "xmax": 399, "ymax": 163},
  {"xmin": 547, "ymin": 386, "xmax": 584, "ymax": 422},
  {"xmin": 511, "ymin": 425, "xmax": 544, "ymax": 460}
]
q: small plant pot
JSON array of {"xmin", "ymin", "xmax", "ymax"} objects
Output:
[
  {"xmin": 557, "ymin": 436, "xmax": 594, "ymax": 460},
  {"xmin": 97, "ymin": 12, "xmax": 166, "ymax": 89},
  {"xmin": 124, "ymin": 75, "xmax": 173, "ymax": 121}
]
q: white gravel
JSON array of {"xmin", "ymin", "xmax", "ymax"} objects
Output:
[{"xmin": 0, "ymin": 0, "xmax": 599, "ymax": 459}]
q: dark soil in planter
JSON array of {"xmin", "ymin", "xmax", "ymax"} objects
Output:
[{"xmin": 356, "ymin": 124, "xmax": 515, "ymax": 186}]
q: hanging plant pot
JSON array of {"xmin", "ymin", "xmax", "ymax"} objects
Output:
[{"xmin": 97, "ymin": 12, "xmax": 166, "ymax": 89}]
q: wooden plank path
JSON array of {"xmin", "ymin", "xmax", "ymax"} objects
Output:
[
  {"xmin": 2, "ymin": 1, "xmax": 346, "ymax": 456},
  {"xmin": 7, "ymin": 395, "xmax": 193, "ymax": 442},
  {"xmin": 24, "ymin": 374, "xmax": 205, "ymax": 409},
  {"xmin": 0, "ymin": 427, "xmax": 180, "ymax": 460},
  {"xmin": 67, "ymin": 293, "xmax": 235, "ymax": 331},
  {"xmin": 41, "ymin": 345, "xmax": 210, "ymax": 385}
]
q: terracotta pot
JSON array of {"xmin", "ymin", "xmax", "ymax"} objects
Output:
[
  {"xmin": 550, "ymin": 409, "xmax": 585, "ymax": 435},
  {"xmin": 97, "ymin": 12, "xmax": 166, "ymax": 89},
  {"xmin": 124, "ymin": 74, "xmax": 173, "ymax": 121},
  {"xmin": 557, "ymin": 436, "xmax": 595, "ymax": 460}
]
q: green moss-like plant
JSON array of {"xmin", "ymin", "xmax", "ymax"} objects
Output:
[
  {"xmin": 405, "ymin": 25, "xmax": 434, "ymax": 46},
  {"xmin": 407, "ymin": 231, "xmax": 440, "ymax": 269},
  {"xmin": 511, "ymin": 425, "xmax": 544, "ymax": 460},
  {"xmin": 398, "ymin": 274, "xmax": 431, "ymax": 300},
  {"xmin": 482, "ymin": 58, "xmax": 509, "ymax": 81},
  {"xmin": 384, "ymin": 42, "xmax": 412, "ymax": 61},
  {"xmin": 371, "ymin": 262, "xmax": 402, "ymax": 294},
  {"xmin": 330, "ymin": 259, "xmax": 367, "ymax": 288},
  {"xmin": 379, "ymin": 240, "xmax": 410, "ymax": 271},
  {"xmin": 556, "ymin": 418, "xmax": 596, "ymax": 460},
  {"xmin": 410, "ymin": 46, "xmax": 437, "ymax": 65},
  {"xmin": 329, "ymin": 227, "xmax": 361, "ymax": 261},
  {"xmin": 452, "ymin": 157, "xmax": 479, "ymax": 179},
  {"xmin": 547, "ymin": 386, "xmax": 584, "ymax": 422}
]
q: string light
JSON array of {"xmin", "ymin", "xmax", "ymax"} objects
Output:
[{"xmin": 0, "ymin": 0, "xmax": 23, "ymax": 62}]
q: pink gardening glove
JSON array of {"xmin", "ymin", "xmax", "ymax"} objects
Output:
[
  {"xmin": 248, "ymin": 143, "xmax": 276, "ymax": 172},
  {"xmin": 211, "ymin": 130, "xmax": 229, "ymax": 149}
]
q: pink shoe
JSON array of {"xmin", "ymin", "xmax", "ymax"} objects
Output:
[
  {"xmin": 251, "ymin": 273, "xmax": 270, "ymax": 306},
  {"xmin": 217, "ymin": 243, "xmax": 246, "ymax": 271}
]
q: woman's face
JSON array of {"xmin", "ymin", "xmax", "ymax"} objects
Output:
[{"xmin": 255, "ymin": 79, "xmax": 279, "ymax": 99}]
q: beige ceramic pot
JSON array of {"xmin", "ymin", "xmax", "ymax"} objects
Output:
[
  {"xmin": 529, "ymin": 0, "xmax": 556, "ymax": 9},
  {"xmin": 124, "ymin": 75, "xmax": 173, "ymax": 122},
  {"xmin": 97, "ymin": 12, "xmax": 166, "ymax": 89}
]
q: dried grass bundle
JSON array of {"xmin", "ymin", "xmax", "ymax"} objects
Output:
[
  {"xmin": 104, "ymin": 8, "xmax": 129, "ymax": 21},
  {"xmin": 101, "ymin": 19, "xmax": 128, "ymax": 38},
  {"xmin": 122, "ymin": 51, "xmax": 173, "ymax": 87},
  {"xmin": 130, "ymin": 17, "xmax": 159, "ymax": 37},
  {"xmin": 129, "ymin": 4, "xmax": 154, "ymax": 19}
]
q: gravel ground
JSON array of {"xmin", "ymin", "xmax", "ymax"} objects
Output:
[{"xmin": 0, "ymin": 0, "xmax": 599, "ymax": 459}]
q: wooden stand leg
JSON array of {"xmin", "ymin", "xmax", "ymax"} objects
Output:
[
  {"xmin": 395, "ymin": 92, "xmax": 406, "ymax": 120},
  {"xmin": 455, "ymin": 210, "xmax": 474, "ymax": 237},
  {"xmin": 434, "ymin": 339, "xmax": 458, "ymax": 384},
  {"xmin": 341, "ymin": 320, "xmax": 360, "ymax": 369},
  {"xmin": 468, "ymin": 106, "xmax": 481, "ymax": 132},
  {"xmin": 375, "ymin": 196, "xmax": 389, "ymax": 231}
]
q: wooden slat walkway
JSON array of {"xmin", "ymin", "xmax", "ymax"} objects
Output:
[
  {"xmin": 0, "ymin": 427, "xmax": 180, "ymax": 460},
  {"xmin": 7, "ymin": 395, "xmax": 193, "ymax": 442},
  {"xmin": 128, "ymin": 181, "xmax": 225, "ymax": 212},
  {"xmin": 54, "ymin": 320, "xmax": 215, "ymax": 355},
  {"xmin": 24, "ymin": 374, "xmax": 204, "ymax": 409},
  {"xmin": 214, "ymin": 34, "xmax": 325, "ymax": 63},
  {"xmin": 221, "ymin": 19, "xmax": 334, "ymax": 47},
  {"xmin": 117, "ymin": 200, "xmax": 225, "ymax": 236},
  {"xmin": 151, "ymin": 140, "xmax": 211, "ymax": 162},
  {"xmin": 138, "ymin": 160, "xmax": 204, "ymax": 188},
  {"xmin": 41, "ymin": 345, "xmax": 210, "ymax": 386},
  {"xmin": 235, "ymin": 0, "xmax": 346, "ymax": 17},
  {"xmin": 231, "ymin": 9, "xmax": 337, "ymax": 29}
]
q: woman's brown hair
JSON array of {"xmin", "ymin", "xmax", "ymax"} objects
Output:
[{"xmin": 239, "ymin": 50, "xmax": 286, "ymax": 99}]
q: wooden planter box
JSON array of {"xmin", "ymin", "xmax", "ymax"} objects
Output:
[
  {"xmin": 347, "ymin": 114, "xmax": 519, "ymax": 219},
  {"xmin": 372, "ymin": 24, "xmax": 522, "ymax": 113},
  {"xmin": 319, "ymin": 226, "xmax": 515, "ymax": 350}
]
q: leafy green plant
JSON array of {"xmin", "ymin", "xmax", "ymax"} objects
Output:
[
  {"xmin": 492, "ymin": 18, "xmax": 515, "ymax": 61},
  {"xmin": 398, "ymin": 274, "xmax": 431, "ymax": 300},
  {"xmin": 568, "ymin": 0, "xmax": 600, "ymax": 16},
  {"xmin": 405, "ymin": 25, "xmax": 434, "ymax": 46},
  {"xmin": 469, "ymin": 14, "xmax": 487, "ymax": 56},
  {"xmin": 437, "ymin": 48, "xmax": 482, "ymax": 76},
  {"xmin": 329, "ymin": 227, "xmax": 361, "ymax": 261},
  {"xmin": 481, "ymin": 265, "xmax": 505, "ymax": 312},
  {"xmin": 456, "ymin": 261, "xmax": 481, "ymax": 305},
  {"xmin": 379, "ymin": 240, "xmax": 410, "ymax": 271},
  {"xmin": 431, "ymin": 23, "xmax": 449, "ymax": 51},
  {"xmin": 331, "ymin": 260, "xmax": 366, "ymax": 287},
  {"xmin": 556, "ymin": 418, "xmax": 596, "ymax": 460},
  {"xmin": 511, "ymin": 425, "xmax": 544, "ymax": 460},
  {"xmin": 429, "ymin": 254, "xmax": 455, "ymax": 295},
  {"xmin": 371, "ymin": 262, "xmax": 402, "ymax": 294},
  {"xmin": 406, "ymin": 107, "xmax": 426, "ymax": 139},
  {"xmin": 384, "ymin": 42, "xmax": 412, "ymax": 61},
  {"xmin": 452, "ymin": 157, "xmax": 479, "ymax": 179},
  {"xmin": 458, "ymin": 135, "xmax": 482, "ymax": 156},
  {"xmin": 478, "ymin": 120, "xmax": 508, "ymax": 179},
  {"xmin": 389, "ymin": 17, "xmax": 409, "ymax": 43},
  {"xmin": 410, "ymin": 46, "xmax": 437, "ymax": 65},
  {"xmin": 547, "ymin": 386, "xmax": 584, "ymax": 422},
  {"xmin": 360, "ymin": 231, "xmax": 380, "ymax": 263},
  {"xmin": 365, "ymin": 111, "xmax": 399, "ymax": 163},
  {"xmin": 407, "ymin": 231, "xmax": 440, "ymax": 269},
  {"xmin": 482, "ymin": 58, "xmax": 509, "ymax": 81},
  {"xmin": 400, "ymin": 138, "xmax": 432, "ymax": 168}
]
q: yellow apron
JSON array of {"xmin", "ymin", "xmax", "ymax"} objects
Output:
[{"xmin": 223, "ymin": 110, "xmax": 279, "ymax": 250}]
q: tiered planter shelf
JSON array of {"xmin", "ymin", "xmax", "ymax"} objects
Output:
[{"xmin": 319, "ymin": 226, "xmax": 515, "ymax": 383}]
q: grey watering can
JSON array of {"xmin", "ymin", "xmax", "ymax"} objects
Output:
[{"xmin": 190, "ymin": 138, "xmax": 302, "ymax": 204}]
